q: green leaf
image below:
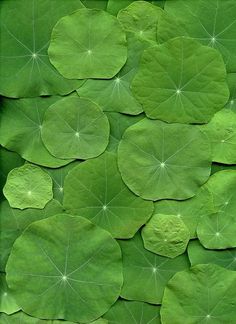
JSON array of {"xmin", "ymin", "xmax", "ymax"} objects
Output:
[
  {"xmin": 103, "ymin": 299, "xmax": 161, "ymax": 323},
  {"xmin": 0, "ymin": 97, "xmax": 73, "ymax": 168},
  {"xmin": 63, "ymin": 152, "xmax": 153, "ymax": 238},
  {"xmin": 48, "ymin": 8, "xmax": 127, "ymax": 79},
  {"xmin": 77, "ymin": 33, "xmax": 151, "ymax": 115},
  {"xmin": 3, "ymin": 164, "xmax": 53, "ymax": 210},
  {"xmin": 118, "ymin": 232, "xmax": 190, "ymax": 304},
  {"xmin": 197, "ymin": 170, "xmax": 236, "ymax": 249},
  {"xmin": 188, "ymin": 240, "xmax": 236, "ymax": 271},
  {"xmin": 0, "ymin": 0, "xmax": 84, "ymax": 98},
  {"xmin": 0, "ymin": 199, "xmax": 63, "ymax": 271},
  {"xmin": 81, "ymin": 0, "xmax": 107, "ymax": 10},
  {"xmin": 0, "ymin": 273, "xmax": 20, "ymax": 315},
  {"xmin": 41, "ymin": 97, "xmax": 109, "ymax": 160},
  {"xmin": 225, "ymin": 73, "xmax": 236, "ymax": 111},
  {"xmin": 141, "ymin": 214, "xmax": 190, "ymax": 258},
  {"xmin": 202, "ymin": 109, "xmax": 236, "ymax": 164},
  {"xmin": 211, "ymin": 163, "xmax": 236, "ymax": 175},
  {"xmin": 154, "ymin": 188, "xmax": 215, "ymax": 238},
  {"xmin": 0, "ymin": 311, "xmax": 77, "ymax": 323},
  {"xmin": 0, "ymin": 147, "xmax": 24, "ymax": 200},
  {"xmin": 161, "ymin": 264, "xmax": 236, "ymax": 324},
  {"xmin": 164, "ymin": 0, "xmax": 236, "ymax": 72},
  {"xmin": 6, "ymin": 214, "xmax": 123, "ymax": 322},
  {"xmin": 107, "ymin": 0, "xmax": 165, "ymax": 16},
  {"xmin": 118, "ymin": 118, "xmax": 211, "ymax": 200},
  {"xmin": 132, "ymin": 37, "xmax": 229, "ymax": 123}
]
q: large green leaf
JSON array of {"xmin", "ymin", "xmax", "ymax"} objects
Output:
[
  {"xmin": 77, "ymin": 33, "xmax": 151, "ymax": 115},
  {"xmin": 63, "ymin": 152, "xmax": 153, "ymax": 238},
  {"xmin": 118, "ymin": 118, "xmax": 211, "ymax": 200},
  {"xmin": 6, "ymin": 214, "xmax": 123, "ymax": 322},
  {"xmin": 164, "ymin": 0, "xmax": 236, "ymax": 72},
  {"xmin": 0, "ymin": 97, "xmax": 73, "ymax": 168},
  {"xmin": 0, "ymin": 273, "xmax": 20, "ymax": 315},
  {"xmin": 0, "ymin": 199, "xmax": 63, "ymax": 271},
  {"xmin": 41, "ymin": 97, "xmax": 109, "ymax": 160},
  {"xmin": 0, "ymin": 147, "xmax": 24, "ymax": 200},
  {"xmin": 132, "ymin": 37, "xmax": 229, "ymax": 123},
  {"xmin": 103, "ymin": 299, "xmax": 161, "ymax": 323},
  {"xmin": 160, "ymin": 264, "xmax": 236, "ymax": 324},
  {"xmin": 188, "ymin": 240, "xmax": 236, "ymax": 271},
  {"xmin": 119, "ymin": 232, "xmax": 189, "ymax": 304},
  {"xmin": 3, "ymin": 164, "xmax": 53, "ymax": 210},
  {"xmin": 141, "ymin": 214, "xmax": 190, "ymax": 258},
  {"xmin": 202, "ymin": 109, "xmax": 236, "ymax": 164},
  {"xmin": 107, "ymin": 0, "xmax": 165, "ymax": 15},
  {"xmin": 0, "ymin": 0, "xmax": 84, "ymax": 98},
  {"xmin": 197, "ymin": 170, "xmax": 236, "ymax": 249},
  {"xmin": 48, "ymin": 8, "xmax": 127, "ymax": 79}
]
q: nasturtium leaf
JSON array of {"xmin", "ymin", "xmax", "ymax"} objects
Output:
[
  {"xmin": 63, "ymin": 152, "xmax": 153, "ymax": 238},
  {"xmin": 103, "ymin": 299, "xmax": 161, "ymax": 323},
  {"xmin": 118, "ymin": 118, "xmax": 211, "ymax": 200},
  {"xmin": 119, "ymin": 232, "xmax": 190, "ymax": 304},
  {"xmin": 77, "ymin": 33, "xmax": 151, "ymax": 115},
  {"xmin": 211, "ymin": 163, "xmax": 236, "ymax": 175},
  {"xmin": 142, "ymin": 214, "xmax": 190, "ymax": 258},
  {"xmin": 154, "ymin": 188, "xmax": 215, "ymax": 239},
  {"xmin": 0, "ymin": 147, "xmax": 24, "ymax": 200},
  {"xmin": 107, "ymin": 0, "xmax": 164, "ymax": 16},
  {"xmin": 0, "ymin": 97, "xmax": 73, "ymax": 168},
  {"xmin": 164, "ymin": 0, "xmax": 236, "ymax": 73},
  {"xmin": 43, "ymin": 161, "xmax": 79, "ymax": 204},
  {"xmin": 0, "ymin": 273, "xmax": 20, "ymax": 315},
  {"xmin": 188, "ymin": 240, "xmax": 236, "ymax": 271},
  {"xmin": 201, "ymin": 109, "xmax": 236, "ymax": 164},
  {"xmin": 0, "ymin": 311, "xmax": 77, "ymax": 323},
  {"xmin": 0, "ymin": 0, "xmax": 84, "ymax": 98},
  {"xmin": 81, "ymin": 0, "xmax": 107, "ymax": 10},
  {"xmin": 41, "ymin": 97, "xmax": 109, "ymax": 160},
  {"xmin": 3, "ymin": 164, "xmax": 53, "ymax": 210},
  {"xmin": 0, "ymin": 199, "xmax": 63, "ymax": 271},
  {"xmin": 48, "ymin": 8, "xmax": 127, "ymax": 79},
  {"xmin": 131, "ymin": 37, "xmax": 229, "ymax": 123},
  {"xmin": 160, "ymin": 264, "xmax": 236, "ymax": 324},
  {"xmin": 197, "ymin": 170, "xmax": 236, "ymax": 249},
  {"xmin": 117, "ymin": 1, "xmax": 163, "ymax": 42},
  {"xmin": 6, "ymin": 214, "xmax": 122, "ymax": 322},
  {"xmin": 225, "ymin": 73, "xmax": 236, "ymax": 111}
]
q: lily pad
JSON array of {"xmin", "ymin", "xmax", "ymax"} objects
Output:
[
  {"xmin": 142, "ymin": 214, "xmax": 190, "ymax": 258},
  {"xmin": 119, "ymin": 232, "xmax": 190, "ymax": 304},
  {"xmin": 0, "ymin": 199, "xmax": 63, "ymax": 271},
  {"xmin": 161, "ymin": 264, "xmax": 236, "ymax": 324},
  {"xmin": 202, "ymin": 109, "xmax": 236, "ymax": 164},
  {"xmin": 0, "ymin": 0, "xmax": 84, "ymax": 98},
  {"xmin": 0, "ymin": 97, "xmax": 73, "ymax": 168},
  {"xmin": 164, "ymin": 0, "xmax": 236, "ymax": 72},
  {"xmin": 3, "ymin": 164, "xmax": 53, "ymax": 210},
  {"xmin": 188, "ymin": 240, "xmax": 236, "ymax": 271},
  {"xmin": 103, "ymin": 299, "xmax": 161, "ymax": 323},
  {"xmin": 48, "ymin": 8, "xmax": 127, "ymax": 79},
  {"xmin": 6, "ymin": 214, "xmax": 123, "ymax": 322},
  {"xmin": 154, "ymin": 188, "xmax": 215, "ymax": 238},
  {"xmin": 0, "ymin": 273, "xmax": 20, "ymax": 315},
  {"xmin": 131, "ymin": 37, "xmax": 229, "ymax": 123},
  {"xmin": 63, "ymin": 152, "xmax": 153, "ymax": 238},
  {"xmin": 41, "ymin": 97, "xmax": 109, "ymax": 160},
  {"xmin": 77, "ymin": 33, "xmax": 151, "ymax": 115},
  {"xmin": 118, "ymin": 118, "xmax": 211, "ymax": 200},
  {"xmin": 197, "ymin": 170, "xmax": 236, "ymax": 249}
]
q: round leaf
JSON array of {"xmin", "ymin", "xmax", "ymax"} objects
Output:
[
  {"xmin": 118, "ymin": 118, "xmax": 211, "ymax": 200},
  {"xmin": 119, "ymin": 232, "xmax": 190, "ymax": 304},
  {"xmin": 0, "ymin": 273, "xmax": 20, "ymax": 315},
  {"xmin": 142, "ymin": 214, "xmax": 190, "ymax": 258},
  {"xmin": 161, "ymin": 264, "xmax": 236, "ymax": 324},
  {"xmin": 0, "ymin": 97, "xmax": 73, "ymax": 168},
  {"xmin": 132, "ymin": 37, "xmax": 229, "ymax": 123},
  {"xmin": 63, "ymin": 152, "xmax": 153, "ymax": 238},
  {"xmin": 0, "ymin": 311, "xmax": 77, "ymax": 323},
  {"xmin": 48, "ymin": 8, "xmax": 127, "ymax": 79},
  {"xmin": 6, "ymin": 214, "xmax": 123, "ymax": 322},
  {"xmin": 0, "ymin": 0, "xmax": 84, "ymax": 98},
  {"xmin": 41, "ymin": 97, "xmax": 109, "ymax": 160},
  {"xmin": 3, "ymin": 164, "xmax": 53, "ymax": 210}
]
